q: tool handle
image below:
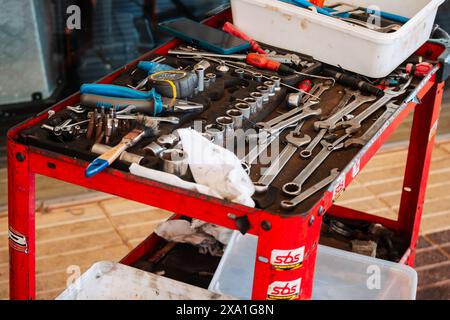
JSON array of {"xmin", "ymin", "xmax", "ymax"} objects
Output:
[
  {"xmin": 323, "ymin": 69, "xmax": 383, "ymax": 96},
  {"xmin": 222, "ymin": 22, "xmax": 266, "ymax": 54},
  {"xmin": 297, "ymin": 79, "xmax": 313, "ymax": 92},
  {"xmin": 291, "ymin": 0, "xmax": 332, "ymax": 16},
  {"xmin": 81, "ymin": 84, "xmax": 154, "ymax": 100},
  {"xmin": 246, "ymin": 53, "xmax": 296, "ymax": 74},
  {"xmin": 80, "ymin": 93, "xmax": 164, "ymax": 116},
  {"xmin": 137, "ymin": 61, "xmax": 174, "ymax": 74},
  {"xmin": 406, "ymin": 62, "xmax": 433, "ymax": 78},
  {"xmin": 246, "ymin": 53, "xmax": 279, "ymax": 71},
  {"xmin": 85, "ymin": 141, "xmax": 129, "ymax": 177}
]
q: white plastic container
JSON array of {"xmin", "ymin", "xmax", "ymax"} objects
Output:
[
  {"xmin": 231, "ymin": 0, "xmax": 444, "ymax": 78},
  {"xmin": 209, "ymin": 231, "xmax": 417, "ymax": 300},
  {"xmin": 57, "ymin": 261, "xmax": 235, "ymax": 300}
]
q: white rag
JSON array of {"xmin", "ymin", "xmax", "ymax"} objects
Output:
[
  {"xmin": 130, "ymin": 129, "xmax": 255, "ymax": 207},
  {"xmin": 177, "ymin": 128, "xmax": 255, "ymax": 207}
]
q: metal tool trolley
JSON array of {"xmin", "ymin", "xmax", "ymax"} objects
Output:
[{"xmin": 7, "ymin": 9, "xmax": 450, "ymax": 300}]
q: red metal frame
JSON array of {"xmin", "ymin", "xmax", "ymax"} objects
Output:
[{"xmin": 6, "ymin": 9, "xmax": 447, "ymax": 300}]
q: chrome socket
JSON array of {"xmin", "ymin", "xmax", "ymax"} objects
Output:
[
  {"xmin": 160, "ymin": 149, "xmax": 189, "ymax": 179},
  {"xmin": 253, "ymin": 73, "xmax": 263, "ymax": 82},
  {"xmin": 226, "ymin": 109, "xmax": 244, "ymax": 129},
  {"xmin": 206, "ymin": 73, "xmax": 216, "ymax": 83},
  {"xmin": 256, "ymin": 85, "xmax": 270, "ymax": 103},
  {"xmin": 235, "ymin": 69, "xmax": 245, "ymax": 79},
  {"xmin": 216, "ymin": 116, "xmax": 234, "ymax": 135},
  {"xmin": 250, "ymin": 92, "xmax": 264, "ymax": 111},
  {"xmin": 243, "ymin": 97, "xmax": 258, "ymax": 115},
  {"xmin": 235, "ymin": 102, "xmax": 251, "ymax": 119},
  {"xmin": 205, "ymin": 124, "xmax": 225, "ymax": 147},
  {"xmin": 263, "ymin": 80, "xmax": 276, "ymax": 97},
  {"xmin": 270, "ymin": 76, "xmax": 281, "ymax": 91},
  {"xmin": 144, "ymin": 141, "xmax": 166, "ymax": 156},
  {"xmin": 195, "ymin": 66, "xmax": 205, "ymax": 92},
  {"xmin": 216, "ymin": 64, "xmax": 230, "ymax": 74},
  {"xmin": 204, "ymin": 76, "xmax": 211, "ymax": 89},
  {"xmin": 287, "ymin": 92, "xmax": 304, "ymax": 108}
]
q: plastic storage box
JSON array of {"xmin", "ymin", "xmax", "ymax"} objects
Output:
[
  {"xmin": 231, "ymin": 0, "xmax": 444, "ymax": 78},
  {"xmin": 208, "ymin": 231, "xmax": 417, "ymax": 300},
  {"xmin": 57, "ymin": 261, "xmax": 235, "ymax": 300}
]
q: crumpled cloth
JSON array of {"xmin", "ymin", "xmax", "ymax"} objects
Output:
[
  {"xmin": 154, "ymin": 219, "xmax": 233, "ymax": 256},
  {"xmin": 177, "ymin": 128, "xmax": 255, "ymax": 207},
  {"xmin": 130, "ymin": 129, "xmax": 255, "ymax": 207}
]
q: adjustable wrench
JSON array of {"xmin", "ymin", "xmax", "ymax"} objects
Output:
[
  {"xmin": 338, "ymin": 79, "xmax": 411, "ymax": 134},
  {"xmin": 300, "ymin": 88, "xmax": 360, "ymax": 159},
  {"xmin": 254, "ymin": 122, "xmax": 311, "ymax": 192},
  {"xmin": 282, "ymin": 135, "xmax": 347, "ymax": 196},
  {"xmin": 313, "ymin": 91, "xmax": 377, "ymax": 131},
  {"xmin": 345, "ymin": 102, "xmax": 401, "ymax": 148},
  {"xmin": 281, "ymin": 168, "xmax": 340, "ymax": 210}
]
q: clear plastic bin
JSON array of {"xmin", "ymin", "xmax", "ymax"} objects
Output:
[{"xmin": 208, "ymin": 231, "xmax": 417, "ymax": 300}]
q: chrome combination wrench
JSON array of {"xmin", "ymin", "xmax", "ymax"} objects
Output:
[
  {"xmin": 337, "ymin": 79, "xmax": 411, "ymax": 134},
  {"xmin": 281, "ymin": 168, "xmax": 340, "ymax": 210},
  {"xmin": 242, "ymin": 80, "xmax": 332, "ymax": 168},
  {"xmin": 345, "ymin": 102, "xmax": 401, "ymax": 148},
  {"xmin": 300, "ymin": 88, "xmax": 361, "ymax": 159},
  {"xmin": 313, "ymin": 91, "xmax": 377, "ymax": 132},
  {"xmin": 253, "ymin": 81, "xmax": 333, "ymax": 137},
  {"xmin": 254, "ymin": 122, "xmax": 311, "ymax": 193},
  {"xmin": 282, "ymin": 134, "xmax": 348, "ymax": 196}
]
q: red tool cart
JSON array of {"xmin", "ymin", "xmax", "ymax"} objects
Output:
[{"xmin": 7, "ymin": 9, "xmax": 450, "ymax": 300}]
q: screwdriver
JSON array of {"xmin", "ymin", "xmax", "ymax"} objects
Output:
[
  {"xmin": 405, "ymin": 62, "xmax": 433, "ymax": 78},
  {"xmin": 222, "ymin": 22, "xmax": 266, "ymax": 55},
  {"xmin": 246, "ymin": 53, "xmax": 298, "ymax": 75}
]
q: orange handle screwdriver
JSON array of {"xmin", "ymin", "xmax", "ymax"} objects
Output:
[
  {"xmin": 246, "ymin": 53, "xmax": 297, "ymax": 75},
  {"xmin": 223, "ymin": 22, "xmax": 267, "ymax": 55},
  {"xmin": 405, "ymin": 62, "xmax": 433, "ymax": 78}
]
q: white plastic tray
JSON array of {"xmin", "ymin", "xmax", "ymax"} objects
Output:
[
  {"xmin": 209, "ymin": 231, "xmax": 417, "ymax": 300},
  {"xmin": 57, "ymin": 261, "xmax": 235, "ymax": 300},
  {"xmin": 231, "ymin": 0, "xmax": 444, "ymax": 78}
]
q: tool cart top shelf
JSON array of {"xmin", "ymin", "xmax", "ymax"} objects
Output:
[{"xmin": 7, "ymin": 9, "xmax": 448, "ymax": 231}]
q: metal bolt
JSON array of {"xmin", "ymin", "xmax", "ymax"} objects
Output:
[
  {"xmin": 309, "ymin": 216, "xmax": 315, "ymax": 226},
  {"xmin": 16, "ymin": 152, "xmax": 25, "ymax": 162},
  {"xmin": 318, "ymin": 206, "xmax": 324, "ymax": 217},
  {"xmin": 257, "ymin": 256, "xmax": 269, "ymax": 263},
  {"xmin": 261, "ymin": 220, "xmax": 272, "ymax": 231}
]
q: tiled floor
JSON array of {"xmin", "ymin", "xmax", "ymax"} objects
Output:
[{"xmin": 0, "ymin": 140, "xmax": 449, "ymax": 299}]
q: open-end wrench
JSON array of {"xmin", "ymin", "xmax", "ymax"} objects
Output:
[
  {"xmin": 282, "ymin": 135, "xmax": 347, "ymax": 196},
  {"xmin": 259, "ymin": 99, "xmax": 321, "ymax": 136},
  {"xmin": 254, "ymin": 122, "xmax": 311, "ymax": 192},
  {"xmin": 300, "ymin": 88, "xmax": 360, "ymax": 159},
  {"xmin": 313, "ymin": 91, "xmax": 377, "ymax": 132},
  {"xmin": 281, "ymin": 168, "xmax": 340, "ymax": 210},
  {"xmin": 256, "ymin": 81, "xmax": 331, "ymax": 130},
  {"xmin": 337, "ymin": 79, "xmax": 411, "ymax": 134},
  {"xmin": 241, "ymin": 122, "xmax": 298, "ymax": 169},
  {"xmin": 345, "ymin": 102, "xmax": 401, "ymax": 148}
]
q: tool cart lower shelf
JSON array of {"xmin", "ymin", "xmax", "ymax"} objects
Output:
[{"xmin": 7, "ymin": 9, "xmax": 448, "ymax": 300}]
